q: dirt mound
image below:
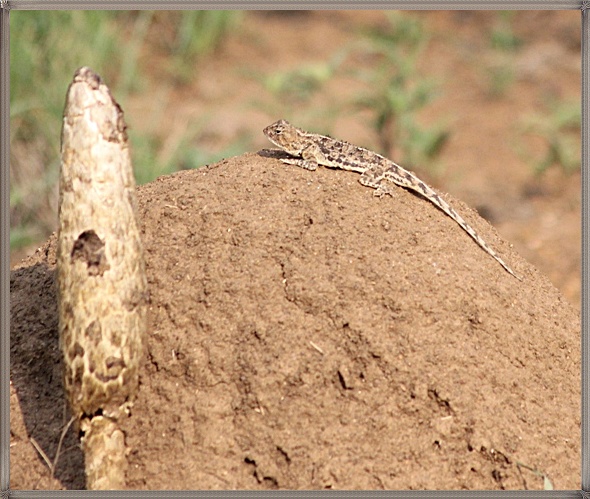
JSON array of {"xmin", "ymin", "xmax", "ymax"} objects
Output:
[{"xmin": 10, "ymin": 152, "xmax": 580, "ymax": 490}]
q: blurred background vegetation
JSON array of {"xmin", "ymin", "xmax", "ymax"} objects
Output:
[
  {"xmin": 9, "ymin": 11, "xmax": 453, "ymax": 253},
  {"xmin": 10, "ymin": 11, "xmax": 243, "ymax": 251},
  {"xmin": 10, "ymin": 10, "xmax": 580, "ymax": 271}
]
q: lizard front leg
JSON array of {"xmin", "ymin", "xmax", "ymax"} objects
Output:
[
  {"xmin": 280, "ymin": 142, "xmax": 327, "ymax": 171},
  {"xmin": 280, "ymin": 157, "xmax": 318, "ymax": 171}
]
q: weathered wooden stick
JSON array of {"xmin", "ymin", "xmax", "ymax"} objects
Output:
[{"xmin": 57, "ymin": 67, "xmax": 147, "ymax": 490}]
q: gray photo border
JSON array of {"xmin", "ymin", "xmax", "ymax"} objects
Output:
[{"xmin": 0, "ymin": 1, "xmax": 586, "ymax": 497}]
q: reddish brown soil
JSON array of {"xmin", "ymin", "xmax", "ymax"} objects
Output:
[
  {"xmin": 10, "ymin": 153, "xmax": 580, "ymax": 490},
  {"xmin": 9, "ymin": 10, "xmax": 581, "ymax": 491}
]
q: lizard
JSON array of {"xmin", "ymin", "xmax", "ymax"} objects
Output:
[{"xmin": 263, "ymin": 119, "xmax": 521, "ymax": 281}]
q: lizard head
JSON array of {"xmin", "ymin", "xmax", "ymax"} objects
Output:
[{"xmin": 263, "ymin": 120, "xmax": 306, "ymax": 155}]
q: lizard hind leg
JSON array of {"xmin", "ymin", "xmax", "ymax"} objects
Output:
[
  {"xmin": 359, "ymin": 172, "xmax": 397, "ymax": 198},
  {"xmin": 373, "ymin": 182, "xmax": 398, "ymax": 198}
]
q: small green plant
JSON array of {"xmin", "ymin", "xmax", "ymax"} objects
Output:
[
  {"xmin": 165, "ymin": 11, "xmax": 243, "ymax": 83},
  {"xmin": 249, "ymin": 49, "xmax": 347, "ymax": 126},
  {"xmin": 246, "ymin": 47, "xmax": 347, "ymax": 133},
  {"xmin": 263, "ymin": 60, "xmax": 339, "ymax": 102},
  {"xmin": 353, "ymin": 12, "xmax": 448, "ymax": 170},
  {"xmin": 519, "ymin": 99, "xmax": 580, "ymax": 175},
  {"xmin": 484, "ymin": 12, "xmax": 522, "ymax": 97},
  {"xmin": 490, "ymin": 11, "xmax": 522, "ymax": 52},
  {"xmin": 176, "ymin": 11, "xmax": 241, "ymax": 57}
]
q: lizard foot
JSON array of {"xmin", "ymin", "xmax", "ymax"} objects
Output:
[{"xmin": 373, "ymin": 185, "xmax": 396, "ymax": 198}]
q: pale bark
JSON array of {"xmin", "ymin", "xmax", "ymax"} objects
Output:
[{"xmin": 57, "ymin": 66, "xmax": 147, "ymax": 490}]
